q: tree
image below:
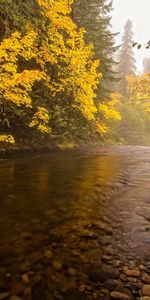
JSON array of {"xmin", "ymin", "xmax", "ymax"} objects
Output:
[
  {"xmin": 117, "ymin": 19, "xmax": 136, "ymax": 97},
  {"xmin": 72, "ymin": 0, "xmax": 118, "ymax": 100},
  {"xmin": 143, "ymin": 57, "xmax": 150, "ymax": 74},
  {"xmin": 0, "ymin": 0, "xmax": 121, "ymax": 146}
]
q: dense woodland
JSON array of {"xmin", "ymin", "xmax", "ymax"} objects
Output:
[{"xmin": 0, "ymin": 0, "xmax": 150, "ymax": 150}]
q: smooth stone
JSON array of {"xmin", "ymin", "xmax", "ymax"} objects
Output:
[
  {"xmin": 120, "ymin": 274, "xmax": 128, "ymax": 282},
  {"xmin": 52, "ymin": 261, "xmax": 62, "ymax": 270},
  {"xmin": 110, "ymin": 291, "xmax": 131, "ymax": 300},
  {"xmin": 44, "ymin": 250, "xmax": 53, "ymax": 259},
  {"xmin": 22, "ymin": 273, "xmax": 30, "ymax": 285},
  {"xmin": 88, "ymin": 265, "xmax": 119, "ymax": 283},
  {"xmin": 127, "ymin": 277, "xmax": 137, "ymax": 283},
  {"xmin": 124, "ymin": 268, "xmax": 141, "ymax": 278},
  {"xmin": 142, "ymin": 285, "xmax": 150, "ymax": 296},
  {"xmin": 103, "ymin": 279, "xmax": 119, "ymax": 291},
  {"xmin": 68, "ymin": 268, "xmax": 77, "ymax": 276},
  {"xmin": 142, "ymin": 274, "xmax": 150, "ymax": 284}
]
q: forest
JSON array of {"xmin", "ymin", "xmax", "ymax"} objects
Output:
[
  {"xmin": 0, "ymin": 0, "xmax": 150, "ymax": 152},
  {"xmin": 1, "ymin": 2, "xmax": 150, "ymax": 300}
]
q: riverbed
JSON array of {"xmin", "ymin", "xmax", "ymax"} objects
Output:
[{"xmin": 0, "ymin": 146, "xmax": 150, "ymax": 300}]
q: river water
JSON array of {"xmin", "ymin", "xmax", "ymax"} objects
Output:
[{"xmin": 0, "ymin": 146, "xmax": 150, "ymax": 299}]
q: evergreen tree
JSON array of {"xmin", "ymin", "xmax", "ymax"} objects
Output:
[
  {"xmin": 73, "ymin": 0, "xmax": 118, "ymax": 100},
  {"xmin": 143, "ymin": 57, "xmax": 150, "ymax": 74},
  {"xmin": 117, "ymin": 19, "xmax": 136, "ymax": 97}
]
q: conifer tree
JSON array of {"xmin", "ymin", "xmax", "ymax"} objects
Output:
[
  {"xmin": 118, "ymin": 19, "xmax": 136, "ymax": 97},
  {"xmin": 73, "ymin": 0, "xmax": 118, "ymax": 99},
  {"xmin": 143, "ymin": 57, "xmax": 150, "ymax": 74}
]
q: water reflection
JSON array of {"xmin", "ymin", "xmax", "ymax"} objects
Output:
[{"xmin": 0, "ymin": 148, "xmax": 150, "ymax": 262}]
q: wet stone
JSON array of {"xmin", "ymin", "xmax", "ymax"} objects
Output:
[
  {"xmin": 102, "ymin": 255, "xmax": 113, "ymax": 263},
  {"xmin": 22, "ymin": 274, "xmax": 30, "ymax": 285},
  {"xmin": 23, "ymin": 287, "xmax": 32, "ymax": 300},
  {"xmin": 103, "ymin": 279, "xmax": 119, "ymax": 291},
  {"xmin": 110, "ymin": 291, "xmax": 132, "ymax": 300},
  {"xmin": 142, "ymin": 274, "xmax": 150, "ymax": 284},
  {"xmin": 142, "ymin": 285, "xmax": 150, "ymax": 296},
  {"xmin": 120, "ymin": 274, "xmax": 128, "ymax": 282},
  {"xmin": 44, "ymin": 250, "xmax": 53, "ymax": 259},
  {"xmin": 88, "ymin": 265, "xmax": 119, "ymax": 283},
  {"xmin": 67, "ymin": 268, "xmax": 77, "ymax": 276},
  {"xmin": 123, "ymin": 268, "xmax": 141, "ymax": 278},
  {"xmin": 52, "ymin": 261, "xmax": 63, "ymax": 270},
  {"xmin": 19, "ymin": 262, "xmax": 31, "ymax": 273}
]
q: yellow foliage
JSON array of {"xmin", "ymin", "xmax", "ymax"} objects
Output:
[
  {"xmin": 29, "ymin": 107, "xmax": 51, "ymax": 133},
  {"xmin": 0, "ymin": 0, "xmax": 105, "ymax": 141},
  {"xmin": 126, "ymin": 74, "xmax": 150, "ymax": 114},
  {"xmin": 0, "ymin": 135, "xmax": 15, "ymax": 144},
  {"xmin": 98, "ymin": 93, "xmax": 122, "ymax": 121}
]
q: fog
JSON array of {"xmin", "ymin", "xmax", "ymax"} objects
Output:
[{"xmin": 112, "ymin": 0, "xmax": 150, "ymax": 72}]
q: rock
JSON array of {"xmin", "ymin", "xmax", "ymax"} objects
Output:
[
  {"xmin": 22, "ymin": 273, "xmax": 30, "ymax": 285},
  {"xmin": 23, "ymin": 287, "xmax": 32, "ymax": 300},
  {"xmin": 125, "ymin": 282, "xmax": 139, "ymax": 291},
  {"xmin": 19, "ymin": 262, "xmax": 31, "ymax": 272},
  {"xmin": 103, "ymin": 279, "xmax": 119, "ymax": 291},
  {"xmin": 145, "ymin": 263, "xmax": 150, "ymax": 274},
  {"xmin": 139, "ymin": 265, "xmax": 145, "ymax": 271},
  {"xmin": 142, "ymin": 274, "xmax": 150, "ymax": 284},
  {"xmin": 20, "ymin": 232, "xmax": 31, "ymax": 239},
  {"xmin": 68, "ymin": 268, "xmax": 77, "ymax": 276},
  {"xmin": 142, "ymin": 285, "xmax": 150, "ymax": 296},
  {"xmin": 114, "ymin": 260, "xmax": 122, "ymax": 268},
  {"xmin": 124, "ymin": 268, "xmax": 140, "ymax": 278},
  {"xmin": 10, "ymin": 282, "xmax": 23, "ymax": 295},
  {"xmin": 78, "ymin": 285, "xmax": 86, "ymax": 293},
  {"xmin": 110, "ymin": 291, "xmax": 131, "ymax": 300},
  {"xmin": 120, "ymin": 274, "xmax": 128, "ymax": 282},
  {"xmin": 127, "ymin": 277, "xmax": 137, "ymax": 283},
  {"xmin": 105, "ymin": 245, "xmax": 116, "ymax": 256},
  {"xmin": 0, "ymin": 293, "xmax": 10, "ymax": 300},
  {"xmin": 102, "ymin": 255, "xmax": 113, "ymax": 263},
  {"xmin": 44, "ymin": 250, "xmax": 53, "ymax": 259},
  {"xmin": 52, "ymin": 261, "xmax": 63, "ymax": 270},
  {"xmin": 31, "ymin": 274, "xmax": 42, "ymax": 284},
  {"xmin": 88, "ymin": 265, "xmax": 119, "ymax": 283}
]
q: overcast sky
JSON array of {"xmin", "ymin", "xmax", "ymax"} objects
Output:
[{"xmin": 111, "ymin": 0, "xmax": 150, "ymax": 72}]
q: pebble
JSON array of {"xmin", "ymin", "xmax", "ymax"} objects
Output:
[
  {"xmin": 124, "ymin": 268, "xmax": 141, "ymax": 278},
  {"xmin": 0, "ymin": 293, "xmax": 10, "ymax": 300},
  {"xmin": 68, "ymin": 268, "xmax": 77, "ymax": 276},
  {"xmin": 142, "ymin": 274, "xmax": 150, "ymax": 284},
  {"xmin": 52, "ymin": 261, "xmax": 62, "ymax": 270},
  {"xmin": 110, "ymin": 291, "xmax": 131, "ymax": 300},
  {"xmin": 44, "ymin": 250, "xmax": 53, "ymax": 259},
  {"xmin": 142, "ymin": 285, "xmax": 150, "ymax": 296},
  {"xmin": 22, "ymin": 273, "xmax": 30, "ymax": 285}
]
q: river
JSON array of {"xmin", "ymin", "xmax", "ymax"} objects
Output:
[{"xmin": 0, "ymin": 146, "xmax": 150, "ymax": 300}]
